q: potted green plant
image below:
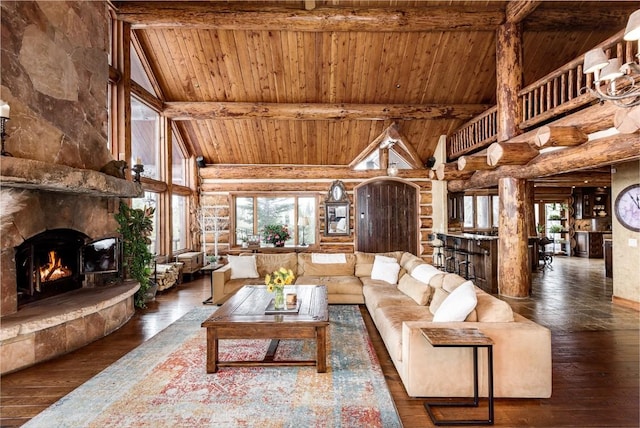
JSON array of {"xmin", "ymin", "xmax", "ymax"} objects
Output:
[
  {"xmin": 115, "ymin": 201, "xmax": 155, "ymax": 308},
  {"xmin": 548, "ymin": 224, "xmax": 564, "ymax": 234}
]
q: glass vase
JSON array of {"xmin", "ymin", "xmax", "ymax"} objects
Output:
[{"xmin": 274, "ymin": 287, "xmax": 285, "ymax": 310}]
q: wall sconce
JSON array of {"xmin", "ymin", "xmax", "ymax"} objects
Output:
[
  {"xmin": 0, "ymin": 100, "xmax": 11, "ymax": 156},
  {"xmin": 132, "ymin": 157, "xmax": 144, "ymax": 183},
  {"xmin": 387, "ymin": 161, "xmax": 398, "ymax": 177},
  {"xmin": 196, "ymin": 155, "xmax": 207, "ymax": 168},
  {"xmin": 582, "ymin": 9, "xmax": 640, "ymax": 108}
]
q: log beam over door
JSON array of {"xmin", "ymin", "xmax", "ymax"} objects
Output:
[{"xmin": 162, "ymin": 102, "xmax": 491, "ymax": 121}]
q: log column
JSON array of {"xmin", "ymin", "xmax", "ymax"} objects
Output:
[
  {"xmin": 496, "ymin": 22, "xmax": 530, "ymax": 297},
  {"xmin": 498, "ymin": 177, "xmax": 531, "ymax": 297}
]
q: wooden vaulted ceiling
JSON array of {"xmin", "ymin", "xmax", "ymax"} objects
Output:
[{"xmin": 114, "ymin": 1, "xmax": 635, "ymax": 170}]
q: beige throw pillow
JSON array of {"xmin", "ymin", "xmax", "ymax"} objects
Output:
[
  {"xmin": 398, "ymin": 275, "xmax": 433, "ymax": 305},
  {"xmin": 228, "ymin": 255, "xmax": 259, "ymax": 279}
]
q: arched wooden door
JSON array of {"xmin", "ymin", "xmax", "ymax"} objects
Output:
[{"xmin": 355, "ymin": 179, "xmax": 419, "ymax": 254}]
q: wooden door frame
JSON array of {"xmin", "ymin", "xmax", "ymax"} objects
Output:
[{"xmin": 354, "ymin": 177, "xmax": 421, "ymax": 255}]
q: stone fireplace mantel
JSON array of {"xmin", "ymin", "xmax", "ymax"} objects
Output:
[{"xmin": 0, "ymin": 157, "xmax": 143, "ymax": 198}]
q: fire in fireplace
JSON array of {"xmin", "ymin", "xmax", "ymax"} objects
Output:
[{"xmin": 15, "ymin": 229, "xmax": 121, "ymax": 307}]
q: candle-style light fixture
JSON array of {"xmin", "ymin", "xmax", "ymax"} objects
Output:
[
  {"xmin": 0, "ymin": 100, "xmax": 11, "ymax": 156},
  {"xmin": 387, "ymin": 161, "xmax": 399, "ymax": 177},
  {"xmin": 299, "ymin": 216, "xmax": 310, "ymax": 246},
  {"xmin": 582, "ymin": 9, "xmax": 640, "ymax": 108},
  {"xmin": 132, "ymin": 157, "xmax": 144, "ymax": 183}
]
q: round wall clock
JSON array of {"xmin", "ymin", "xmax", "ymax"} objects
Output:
[{"xmin": 614, "ymin": 183, "xmax": 640, "ymax": 232}]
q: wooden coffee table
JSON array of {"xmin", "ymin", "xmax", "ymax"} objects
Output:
[{"xmin": 201, "ymin": 284, "xmax": 329, "ymax": 373}]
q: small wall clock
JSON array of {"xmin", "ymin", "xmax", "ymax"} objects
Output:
[{"xmin": 614, "ymin": 183, "xmax": 640, "ymax": 232}]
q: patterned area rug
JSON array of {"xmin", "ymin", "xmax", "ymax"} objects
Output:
[{"xmin": 23, "ymin": 305, "xmax": 401, "ymax": 428}]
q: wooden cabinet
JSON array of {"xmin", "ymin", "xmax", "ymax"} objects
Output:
[
  {"xmin": 574, "ymin": 187, "xmax": 610, "ymax": 219},
  {"xmin": 575, "ymin": 232, "xmax": 604, "ymax": 258}
]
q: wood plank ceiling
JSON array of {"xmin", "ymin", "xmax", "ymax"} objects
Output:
[{"xmin": 114, "ymin": 1, "xmax": 635, "ymax": 174}]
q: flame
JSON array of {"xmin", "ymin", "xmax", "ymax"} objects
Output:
[{"xmin": 39, "ymin": 251, "xmax": 72, "ymax": 283}]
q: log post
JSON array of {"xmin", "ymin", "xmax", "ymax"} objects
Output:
[
  {"xmin": 534, "ymin": 126, "xmax": 588, "ymax": 148},
  {"xmin": 496, "ymin": 22, "xmax": 523, "ymax": 142},
  {"xmin": 498, "ymin": 177, "xmax": 531, "ymax": 297},
  {"xmin": 487, "ymin": 142, "xmax": 539, "ymax": 166}
]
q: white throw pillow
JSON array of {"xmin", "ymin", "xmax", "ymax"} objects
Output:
[
  {"xmin": 411, "ymin": 263, "xmax": 441, "ymax": 285},
  {"xmin": 228, "ymin": 255, "xmax": 259, "ymax": 279},
  {"xmin": 371, "ymin": 255, "xmax": 401, "ymax": 284},
  {"xmin": 432, "ymin": 281, "xmax": 478, "ymax": 322}
]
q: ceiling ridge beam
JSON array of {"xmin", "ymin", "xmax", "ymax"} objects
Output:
[
  {"xmin": 163, "ymin": 102, "xmax": 492, "ymax": 121},
  {"xmin": 116, "ymin": 4, "xmax": 505, "ymax": 32}
]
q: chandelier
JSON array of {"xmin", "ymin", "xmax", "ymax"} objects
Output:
[{"xmin": 583, "ymin": 9, "xmax": 640, "ymax": 108}]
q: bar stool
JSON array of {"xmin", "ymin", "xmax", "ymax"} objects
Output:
[
  {"xmin": 455, "ymin": 238, "xmax": 476, "ymax": 280},
  {"xmin": 441, "ymin": 234, "xmax": 458, "ymax": 273},
  {"xmin": 428, "ymin": 233, "xmax": 445, "ymax": 270}
]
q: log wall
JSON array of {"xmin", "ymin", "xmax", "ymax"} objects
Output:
[{"xmin": 200, "ymin": 169, "xmax": 433, "ymax": 260}]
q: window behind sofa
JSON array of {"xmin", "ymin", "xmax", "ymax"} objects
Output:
[{"xmin": 234, "ymin": 195, "xmax": 316, "ymax": 247}]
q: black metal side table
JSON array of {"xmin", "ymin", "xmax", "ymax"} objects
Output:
[{"xmin": 421, "ymin": 327, "xmax": 494, "ymax": 426}]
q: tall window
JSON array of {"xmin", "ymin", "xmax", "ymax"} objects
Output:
[
  {"xmin": 234, "ymin": 195, "xmax": 316, "ymax": 246},
  {"xmin": 172, "ymin": 195, "xmax": 187, "ymax": 251},
  {"xmin": 131, "ymin": 97, "xmax": 159, "ymax": 179},
  {"xmin": 172, "ymin": 130, "xmax": 186, "ymax": 186}
]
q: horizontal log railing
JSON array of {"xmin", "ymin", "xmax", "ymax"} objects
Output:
[
  {"xmin": 447, "ymin": 106, "xmax": 497, "ymax": 159},
  {"xmin": 448, "ymin": 30, "xmax": 637, "ymax": 160}
]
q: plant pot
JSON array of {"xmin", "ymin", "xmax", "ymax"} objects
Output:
[{"xmin": 143, "ymin": 282, "xmax": 159, "ymax": 303}]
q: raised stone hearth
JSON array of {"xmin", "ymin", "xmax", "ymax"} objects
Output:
[{"xmin": 0, "ymin": 282, "xmax": 138, "ymax": 374}]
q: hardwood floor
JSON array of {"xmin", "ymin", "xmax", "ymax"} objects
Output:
[{"xmin": 1, "ymin": 258, "xmax": 639, "ymax": 427}]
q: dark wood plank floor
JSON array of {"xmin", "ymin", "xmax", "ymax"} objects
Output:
[{"xmin": 1, "ymin": 257, "xmax": 639, "ymax": 427}]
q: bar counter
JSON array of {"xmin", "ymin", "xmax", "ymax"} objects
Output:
[{"xmin": 438, "ymin": 233, "xmax": 498, "ymax": 294}]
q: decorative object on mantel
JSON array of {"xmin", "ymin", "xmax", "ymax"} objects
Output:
[
  {"xmin": 132, "ymin": 157, "xmax": 144, "ymax": 183},
  {"xmin": 0, "ymin": 99, "xmax": 11, "ymax": 156},
  {"xmin": 265, "ymin": 267, "xmax": 295, "ymax": 310},
  {"xmin": 100, "ymin": 160, "xmax": 127, "ymax": 179},
  {"xmin": 263, "ymin": 224, "xmax": 290, "ymax": 247},
  {"xmin": 582, "ymin": 8, "xmax": 640, "ymax": 107},
  {"xmin": 115, "ymin": 201, "xmax": 155, "ymax": 308}
]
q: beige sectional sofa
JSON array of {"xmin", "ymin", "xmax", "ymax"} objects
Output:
[{"xmin": 211, "ymin": 250, "xmax": 552, "ymax": 399}]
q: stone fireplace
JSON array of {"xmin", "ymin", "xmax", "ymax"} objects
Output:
[{"xmin": 0, "ymin": 160, "xmax": 143, "ymax": 374}]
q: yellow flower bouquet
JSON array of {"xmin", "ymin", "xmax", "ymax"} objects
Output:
[{"xmin": 265, "ymin": 267, "xmax": 295, "ymax": 309}]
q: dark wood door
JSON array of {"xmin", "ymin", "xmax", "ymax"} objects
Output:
[{"xmin": 356, "ymin": 179, "xmax": 418, "ymax": 254}]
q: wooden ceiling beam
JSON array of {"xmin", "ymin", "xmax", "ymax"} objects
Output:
[
  {"xmin": 116, "ymin": 4, "xmax": 505, "ymax": 32},
  {"xmin": 198, "ymin": 164, "xmax": 432, "ymax": 181},
  {"xmin": 523, "ymin": 7, "xmax": 635, "ymax": 32},
  {"xmin": 448, "ymin": 133, "xmax": 640, "ymax": 192},
  {"xmin": 162, "ymin": 102, "xmax": 492, "ymax": 121}
]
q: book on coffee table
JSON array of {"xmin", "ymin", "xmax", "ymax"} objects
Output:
[{"xmin": 265, "ymin": 299, "xmax": 301, "ymax": 314}]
